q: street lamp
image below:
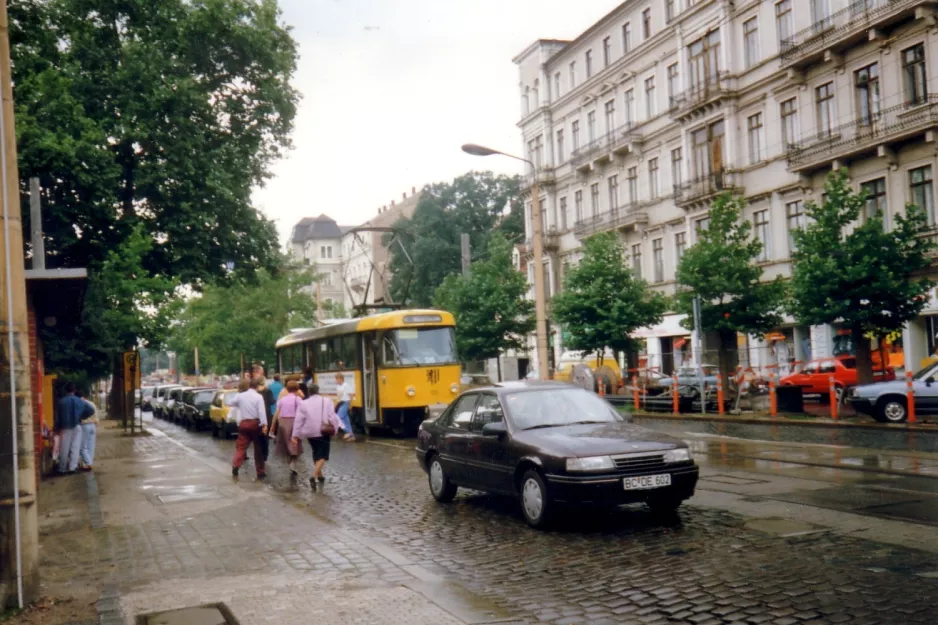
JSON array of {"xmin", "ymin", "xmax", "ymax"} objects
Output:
[{"xmin": 461, "ymin": 143, "xmax": 550, "ymax": 381}]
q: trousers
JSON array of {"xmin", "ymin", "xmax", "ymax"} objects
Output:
[
  {"xmin": 58, "ymin": 426, "xmax": 82, "ymax": 473},
  {"xmin": 79, "ymin": 422, "xmax": 97, "ymax": 466},
  {"xmin": 232, "ymin": 419, "xmax": 265, "ymax": 476}
]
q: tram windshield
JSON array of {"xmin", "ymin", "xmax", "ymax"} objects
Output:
[{"xmin": 382, "ymin": 327, "xmax": 457, "ymax": 366}]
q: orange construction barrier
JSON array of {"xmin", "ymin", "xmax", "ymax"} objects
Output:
[
  {"xmin": 829, "ymin": 375, "xmax": 838, "ymax": 420},
  {"xmin": 716, "ymin": 374, "xmax": 725, "ymax": 415},
  {"xmin": 907, "ymin": 371, "xmax": 917, "ymax": 424},
  {"xmin": 768, "ymin": 372, "xmax": 777, "ymax": 417},
  {"xmin": 632, "ymin": 375, "xmax": 640, "ymax": 411},
  {"xmin": 671, "ymin": 373, "xmax": 679, "ymax": 413}
]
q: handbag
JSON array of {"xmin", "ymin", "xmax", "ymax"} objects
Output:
[{"xmin": 319, "ymin": 397, "xmax": 336, "ymax": 437}]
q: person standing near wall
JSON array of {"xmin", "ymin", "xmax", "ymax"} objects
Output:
[
  {"xmin": 76, "ymin": 390, "xmax": 98, "ymax": 471},
  {"xmin": 55, "ymin": 382, "xmax": 92, "ymax": 475}
]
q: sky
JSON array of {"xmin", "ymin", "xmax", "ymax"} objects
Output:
[{"xmin": 253, "ymin": 0, "xmax": 624, "ymax": 246}]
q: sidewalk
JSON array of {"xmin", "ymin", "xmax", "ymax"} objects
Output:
[
  {"xmin": 33, "ymin": 420, "xmax": 523, "ymax": 625},
  {"xmin": 629, "ymin": 409, "xmax": 938, "ymax": 431}
]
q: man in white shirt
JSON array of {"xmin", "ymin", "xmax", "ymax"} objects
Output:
[
  {"xmin": 335, "ymin": 373, "xmax": 356, "ymax": 442},
  {"xmin": 229, "ymin": 378, "xmax": 269, "ymax": 478}
]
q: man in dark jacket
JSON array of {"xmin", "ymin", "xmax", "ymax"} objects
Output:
[
  {"xmin": 258, "ymin": 378, "xmax": 276, "ymax": 462},
  {"xmin": 56, "ymin": 382, "xmax": 94, "ymax": 474}
]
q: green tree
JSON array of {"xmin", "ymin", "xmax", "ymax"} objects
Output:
[
  {"xmin": 790, "ymin": 169, "xmax": 936, "ymax": 384},
  {"xmin": 675, "ymin": 193, "xmax": 788, "ymax": 390},
  {"xmin": 434, "ymin": 232, "xmax": 534, "ymax": 378},
  {"xmin": 11, "ymin": 0, "xmax": 299, "ymax": 378},
  {"xmin": 168, "ymin": 263, "xmax": 316, "ymax": 374},
  {"xmin": 552, "ymin": 232, "xmax": 669, "ymax": 364},
  {"xmin": 386, "ymin": 171, "xmax": 522, "ymax": 306}
]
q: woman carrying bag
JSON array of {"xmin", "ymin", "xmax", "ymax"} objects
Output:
[
  {"xmin": 291, "ymin": 383, "xmax": 341, "ymax": 490},
  {"xmin": 272, "ymin": 380, "xmax": 304, "ymax": 475}
]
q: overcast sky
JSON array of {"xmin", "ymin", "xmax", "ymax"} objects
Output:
[{"xmin": 253, "ymin": 0, "xmax": 623, "ymax": 245}]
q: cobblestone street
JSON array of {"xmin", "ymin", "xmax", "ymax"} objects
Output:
[
  {"xmin": 31, "ymin": 412, "xmax": 938, "ymax": 624},
  {"xmin": 98, "ymin": 414, "xmax": 938, "ymax": 625}
]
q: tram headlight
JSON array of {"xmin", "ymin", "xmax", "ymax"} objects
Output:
[
  {"xmin": 406, "ymin": 386, "xmax": 416, "ymax": 397},
  {"xmin": 450, "ymin": 383, "xmax": 459, "ymax": 394}
]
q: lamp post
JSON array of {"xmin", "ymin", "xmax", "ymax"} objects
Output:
[{"xmin": 462, "ymin": 143, "xmax": 549, "ymax": 381}]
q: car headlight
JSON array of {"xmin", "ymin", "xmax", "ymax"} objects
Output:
[
  {"xmin": 450, "ymin": 383, "xmax": 459, "ymax": 394},
  {"xmin": 664, "ymin": 448, "xmax": 692, "ymax": 463},
  {"xmin": 406, "ymin": 386, "xmax": 416, "ymax": 397},
  {"xmin": 566, "ymin": 456, "xmax": 615, "ymax": 472}
]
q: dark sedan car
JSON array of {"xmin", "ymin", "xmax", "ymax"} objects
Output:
[
  {"xmin": 181, "ymin": 388, "xmax": 217, "ymax": 430},
  {"xmin": 416, "ymin": 381, "xmax": 699, "ymax": 528}
]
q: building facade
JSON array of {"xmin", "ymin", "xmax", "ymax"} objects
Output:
[
  {"xmin": 341, "ymin": 188, "xmax": 420, "ymax": 313},
  {"xmin": 288, "ymin": 215, "xmax": 351, "ymax": 312},
  {"xmin": 515, "ymin": 0, "xmax": 938, "ymax": 376}
]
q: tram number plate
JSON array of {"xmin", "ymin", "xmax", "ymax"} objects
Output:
[{"xmin": 623, "ymin": 474, "xmax": 671, "ymax": 490}]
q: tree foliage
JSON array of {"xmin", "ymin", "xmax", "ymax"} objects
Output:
[
  {"xmin": 675, "ymin": 193, "xmax": 787, "ymax": 385},
  {"xmin": 167, "ymin": 263, "xmax": 317, "ymax": 375},
  {"xmin": 552, "ymin": 232, "xmax": 669, "ymax": 360},
  {"xmin": 433, "ymin": 232, "xmax": 534, "ymax": 366},
  {"xmin": 790, "ymin": 169, "xmax": 936, "ymax": 383},
  {"xmin": 10, "ymin": 0, "xmax": 299, "ymax": 377},
  {"xmin": 386, "ymin": 171, "xmax": 522, "ymax": 307}
]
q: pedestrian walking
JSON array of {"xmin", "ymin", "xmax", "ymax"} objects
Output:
[
  {"xmin": 268, "ymin": 374, "xmax": 284, "ymax": 410},
  {"xmin": 272, "ymin": 380, "xmax": 304, "ymax": 475},
  {"xmin": 76, "ymin": 390, "xmax": 98, "ymax": 471},
  {"xmin": 229, "ymin": 377, "xmax": 269, "ymax": 479},
  {"xmin": 292, "ymin": 383, "xmax": 341, "ymax": 490},
  {"xmin": 55, "ymin": 382, "xmax": 93, "ymax": 475},
  {"xmin": 258, "ymin": 377, "xmax": 276, "ymax": 462},
  {"xmin": 334, "ymin": 372, "xmax": 356, "ymax": 441}
]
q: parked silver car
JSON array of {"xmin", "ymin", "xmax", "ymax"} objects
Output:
[
  {"xmin": 849, "ymin": 362, "xmax": 938, "ymax": 423},
  {"xmin": 657, "ymin": 365, "xmax": 723, "ymax": 397}
]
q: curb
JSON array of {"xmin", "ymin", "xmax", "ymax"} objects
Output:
[{"xmin": 629, "ymin": 411, "xmax": 938, "ymax": 432}]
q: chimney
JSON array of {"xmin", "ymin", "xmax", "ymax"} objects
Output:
[
  {"xmin": 412, "ymin": 186, "xmax": 416, "ymax": 195},
  {"xmin": 391, "ymin": 200, "xmax": 395, "ymax": 206},
  {"xmin": 402, "ymin": 191, "xmax": 407, "ymax": 200}
]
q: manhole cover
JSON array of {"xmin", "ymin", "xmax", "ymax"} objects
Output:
[
  {"xmin": 139, "ymin": 604, "xmax": 237, "ymax": 625},
  {"xmin": 744, "ymin": 517, "xmax": 826, "ymax": 537},
  {"xmin": 700, "ymin": 474, "xmax": 769, "ymax": 486},
  {"xmin": 144, "ymin": 487, "xmax": 224, "ymax": 505}
]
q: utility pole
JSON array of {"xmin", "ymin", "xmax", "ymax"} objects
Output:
[
  {"xmin": 28, "ymin": 178, "xmax": 42, "ymax": 270},
  {"xmin": 460, "ymin": 233, "xmax": 471, "ymax": 276},
  {"xmin": 0, "ymin": 0, "xmax": 38, "ymax": 609},
  {"xmin": 530, "ymin": 180, "xmax": 550, "ymax": 381}
]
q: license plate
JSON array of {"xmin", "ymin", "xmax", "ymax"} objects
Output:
[{"xmin": 623, "ymin": 473, "xmax": 672, "ymax": 490}]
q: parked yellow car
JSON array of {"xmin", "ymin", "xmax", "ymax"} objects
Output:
[
  {"xmin": 552, "ymin": 354, "xmax": 623, "ymax": 393},
  {"xmin": 209, "ymin": 389, "xmax": 239, "ymax": 439}
]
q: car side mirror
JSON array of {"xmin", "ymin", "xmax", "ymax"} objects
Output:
[
  {"xmin": 927, "ymin": 377, "xmax": 935, "ymax": 387},
  {"xmin": 481, "ymin": 421, "xmax": 507, "ymax": 437}
]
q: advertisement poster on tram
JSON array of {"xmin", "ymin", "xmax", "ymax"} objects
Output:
[{"xmin": 316, "ymin": 371, "xmax": 358, "ymax": 398}]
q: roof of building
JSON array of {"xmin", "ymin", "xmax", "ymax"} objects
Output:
[{"xmin": 290, "ymin": 214, "xmax": 345, "ymax": 242}]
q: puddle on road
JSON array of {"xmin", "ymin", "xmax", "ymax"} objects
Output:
[{"xmin": 139, "ymin": 604, "xmax": 235, "ymax": 625}]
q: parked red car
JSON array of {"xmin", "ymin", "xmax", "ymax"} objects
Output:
[{"xmin": 779, "ymin": 357, "xmax": 895, "ymax": 403}]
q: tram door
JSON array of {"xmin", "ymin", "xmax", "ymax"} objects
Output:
[{"xmin": 361, "ymin": 332, "xmax": 379, "ymax": 424}]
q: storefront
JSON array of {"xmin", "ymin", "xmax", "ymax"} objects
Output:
[{"xmin": 632, "ymin": 314, "xmax": 691, "ymax": 375}]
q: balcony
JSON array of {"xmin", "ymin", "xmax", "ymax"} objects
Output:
[
  {"xmin": 525, "ymin": 228, "xmax": 561, "ymax": 252},
  {"xmin": 673, "ymin": 171, "xmax": 743, "ymax": 209},
  {"xmin": 573, "ymin": 203, "xmax": 649, "ymax": 239},
  {"xmin": 920, "ymin": 227, "xmax": 938, "ymax": 259},
  {"xmin": 780, "ymin": 0, "xmax": 927, "ymax": 70},
  {"xmin": 522, "ymin": 168, "xmax": 556, "ymax": 190},
  {"xmin": 669, "ymin": 72, "xmax": 737, "ymax": 123},
  {"xmin": 786, "ymin": 96, "xmax": 938, "ymax": 172},
  {"xmin": 570, "ymin": 124, "xmax": 644, "ymax": 173}
]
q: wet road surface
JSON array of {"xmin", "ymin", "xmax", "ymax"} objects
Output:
[{"xmin": 144, "ymin": 412, "xmax": 938, "ymax": 625}]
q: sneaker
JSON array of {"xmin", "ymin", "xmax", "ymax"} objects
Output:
[
  {"xmin": 256, "ymin": 473, "xmax": 266, "ymax": 480},
  {"xmin": 308, "ymin": 476, "xmax": 316, "ymax": 490},
  {"xmin": 232, "ymin": 467, "xmax": 239, "ymax": 477}
]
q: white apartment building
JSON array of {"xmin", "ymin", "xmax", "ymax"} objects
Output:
[
  {"xmin": 288, "ymin": 215, "xmax": 351, "ymax": 311},
  {"xmin": 515, "ymin": 0, "xmax": 938, "ymax": 376},
  {"xmin": 340, "ymin": 189, "xmax": 420, "ymax": 313}
]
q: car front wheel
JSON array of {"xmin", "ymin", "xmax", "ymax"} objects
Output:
[
  {"xmin": 879, "ymin": 397, "xmax": 908, "ymax": 423},
  {"xmin": 428, "ymin": 455, "xmax": 457, "ymax": 503},
  {"xmin": 519, "ymin": 470, "xmax": 553, "ymax": 529}
]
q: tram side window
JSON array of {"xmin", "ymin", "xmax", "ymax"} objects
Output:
[
  {"xmin": 282, "ymin": 345, "xmax": 303, "ymax": 374},
  {"xmin": 315, "ymin": 335, "xmax": 360, "ymax": 371},
  {"xmin": 338, "ymin": 334, "xmax": 359, "ymax": 369}
]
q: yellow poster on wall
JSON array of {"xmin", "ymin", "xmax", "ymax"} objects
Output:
[{"xmin": 123, "ymin": 351, "xmax": 141, "ymax": 392}]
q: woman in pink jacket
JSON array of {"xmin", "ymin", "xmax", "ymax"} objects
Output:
[{"xmin": 291, "ymin": 384, "xmax": 342, "ymax": 490}]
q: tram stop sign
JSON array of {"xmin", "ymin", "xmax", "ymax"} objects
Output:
[{"xmin": 123, "ymin": 351, "xmax": 141, "ymax": 392}]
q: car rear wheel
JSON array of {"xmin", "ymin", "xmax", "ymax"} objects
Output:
[
  {"xmin": 428, "ymin": 455, "xmax": 457, "ymax": 503},
  {"xmin": 878, "ymin": 397, "xmax": 908, "ymax": 423},
  {"xmin": 519, "ymin": 470, "xmax": 553, "ymax": 529}
]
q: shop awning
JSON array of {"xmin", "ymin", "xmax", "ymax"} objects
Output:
[{"xmin": 631, "ymin": 314, "xmax": 690, "ymax": 339}]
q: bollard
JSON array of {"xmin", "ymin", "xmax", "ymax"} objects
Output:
[
  {"xmin": 598, "ymin": 378, "xmax": 605, "ymax": 398},
  {"xmin": 717, "ymin": 374, "xmax": 725, "ymax": 415},
  {"xmin": 632, "ymin": 375, "xmax": 640, "ymax": 411},
  {"xmin": 907, "ymin": 371, "xmax": 917, "ymax": 424},
  {"xmin": 672, "ymin": 373, "xmax": 679, "ymax": 413},
  {"xmin": 769, "ymin": 372, "xmax": 777, "ymax": 418},
  {"xmin": 829, "ymin": 375, "xmax": 838, "ymax": 420}
]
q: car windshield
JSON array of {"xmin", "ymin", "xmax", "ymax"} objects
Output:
[
  {"xmin": 194, "ymin": 391, "xmax": 214, "ymax": 405},
  {"xmin": 384, "ymin": 327, "xmax": 457, "ymax": 366},
  {"xmin": 840, "ymin": 358, "xmax": 856, "ymax": 369},
  {"xmin": 504, "ymin": 388, "xmax": 621, "ymax": 430},
  {"xmin": 913, "ymin": 362, "xmax": 938, "ymax": 381}
]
